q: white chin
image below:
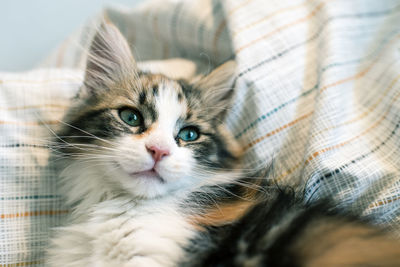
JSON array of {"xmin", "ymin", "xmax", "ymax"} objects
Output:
[
  {"xmin": 133, "ymin": 170, "xmax": 165, "ymax": 183},
  {"xmin": 121, "ymin": 171, "xmax": 169, "ymax": 199}
]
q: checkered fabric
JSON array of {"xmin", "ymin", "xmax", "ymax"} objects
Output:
[{"xmin": 2, "ymin": 0, "xmax": 400, "ymax": 265}]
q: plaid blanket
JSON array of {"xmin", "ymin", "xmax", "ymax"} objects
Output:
[{"xmin": 1, "ymin": 0, "xmax": 400, "ymax": 265}]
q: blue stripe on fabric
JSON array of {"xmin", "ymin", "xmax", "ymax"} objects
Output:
[
  {"xmin": 234, "ymin": 7, "xmax": 400, "ymax": 139},
  {"xmin": 0, "ymin": 195, "xmax": 59, "ymax": 201},
  {"xmin": 237, "ymin": 4, "xmax": 400, "ymax": 78},
  {"xmin": 0, "ymin": 143, "xmax": 48, "ymax": 148},
  {"xmin": 305, "ymin": 116, "xmax": 400, "ymax": 203}
]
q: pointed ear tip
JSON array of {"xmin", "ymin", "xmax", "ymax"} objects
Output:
[
  {"xmin": 94, "ymin": 14, "xmax": 123, "ymax": 38},
  {"xmin": 221, "ymin": 60, "xmax": 237, "ymax": 72},
  {"xmin": 218, "ymin": 60, "xmax": 237, "ymax": 79},
  {"xmin": 97, "ymin": 20, "xmax": 120, "ymax": 36},
  {"xmin": 224, "ymin": 60, "xmax": 237, "ymax": 68}
]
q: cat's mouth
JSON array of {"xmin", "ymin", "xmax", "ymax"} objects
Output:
[
  {"xmin": 130, "ymin": 169, "xmax": 165, "ymax": 183},
  {"xmin": 114, "ymin": 162, "xmax": 165, "ymax": 183}
]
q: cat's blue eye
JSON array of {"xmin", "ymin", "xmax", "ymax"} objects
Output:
[
  {"xmin": 178, "ymin": 127, "xmax": 199, "ymax": 142},
  {"xmin": 119, "ymin": 108, "xmax": 143, "ymax": 127}
]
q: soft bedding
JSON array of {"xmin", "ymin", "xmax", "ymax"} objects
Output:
[{"xmin": 1, "ymin": 0, "xmax": 400, "ymax": 265}]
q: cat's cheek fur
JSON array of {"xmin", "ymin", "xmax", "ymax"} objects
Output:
[
  {"xmin": 114, "ymin": 136, "xmax": 154, "ymax": 174},
  {"xmin": 155, "ymin": 147, "xmax": 194, "ymax": 182}
]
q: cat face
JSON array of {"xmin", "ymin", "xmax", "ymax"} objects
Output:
[{"xmin": 56, "ymin": 23, "xmax": 241, "ymax": 199}]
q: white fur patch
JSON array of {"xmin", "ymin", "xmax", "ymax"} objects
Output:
[{"xmin": 47, "ymin": 198, "xmax": 195, "ymax": 267}]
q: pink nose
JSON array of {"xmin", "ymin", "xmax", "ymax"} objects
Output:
[{"xmin": 146, "ymin": 145, "xmax": 170, "ymax": 162}]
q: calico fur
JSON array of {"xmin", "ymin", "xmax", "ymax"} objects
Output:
[
  {"xmin": 47, "ymin": 22, "xmax": 400, "ymax": 267},
  {"xmin": 184, "ymin": 188, "xmax": 400, "ymax": 267},
  {"xmin": 46, "ymin": 22, "xmax": 242, "ymax": 266}
]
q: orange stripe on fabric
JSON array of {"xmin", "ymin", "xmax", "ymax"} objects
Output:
[
  {"xmin": 275, "ymin": 161, "xmax": 304, "ymax": 182},
  {"xmin": 311, "ymin": 71, "xmax": 400, "ymax": 139},
  {"xmin": 275, "ymin": 89, "xmax": 400, "ymax": 182},
  {"xmin": 228, "ymin": 0, "xmax": 254, "ymax": 16},
  {"xmin": 369, "ymin": 195, "xmax": 400, "ymax": 209},
  {"xmin": 213, "ymin": 0, "xmax": 313, "ymax": 56},
  {"xmin": 235, "ymin": 2, "xmax": 326, "ymax": 54},
  {"xmin": 303, "ymin": 115, "xmax": 386, "ymax": 166},
  {"xmin": 0, "ymin": 104, "xmax": 69, "ymax": 111},
  {"xmin": 244, "ymin": 111, "xmax": 313, "ymax": 150},
  {"xmin": 303, "ymin": 89, "xmax": 400, "ymax": 166},
  {"xmin": 0, "ymin": 120, "xmax": 59, "ymax": 126},
  {"xmin": 0, "ymin": 210, "xmax": 69, "ymax": 219},
  {"xmin": 232, "ymin": 0, "xmax": 313, "ymax": 37},
  {"xmin": 318, "ymin": 31, "xmax": 399, "ymax": 95},
  {"xmin": 319, "ymin": 63, "xmax": 374, "ymax": 94},
  {"xmin": 0, "ymin": 260, "xmax": 43, "ymax": 267},
  {"xmin": 0, "ymin": 78, "xmax": 81, "ymax": 84},
  {"xmin": 245, "ymin": 38, "xmax": 393, "ymax": 151}
]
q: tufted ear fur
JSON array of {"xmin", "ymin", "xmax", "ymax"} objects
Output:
[
  {"xmin": 195, "ymin": 61, "xmax": 237, "ymax": 120},
  {"xmin": 83, "ymin": 22, "xmax": 138, "ymax": 96}
]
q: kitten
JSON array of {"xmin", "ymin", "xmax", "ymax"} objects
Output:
[
  {"xmin": 47, "ymin": 22, "xmax": 242, "ymax": 266},
  {"xmin": 47, "ymin": 22, "xmax": 400, "ymax": 267}
]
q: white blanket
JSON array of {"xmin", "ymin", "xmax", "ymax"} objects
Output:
[{"xmin": 1, "ymin": 0, "xmax": 400, "ymax": 265}]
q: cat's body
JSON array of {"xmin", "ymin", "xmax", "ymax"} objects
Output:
[
  {"xmin": 184, "ymin": 189, "xmax": 400, "ymax": 267},
  {"xmin": 47, "ymin": 22, "xmax": 400, "ymax": 266}
]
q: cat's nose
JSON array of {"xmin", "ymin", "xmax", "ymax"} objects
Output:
[{"xmin": 146, "ymin": 145, "xmax": 170, "ymax": 162}]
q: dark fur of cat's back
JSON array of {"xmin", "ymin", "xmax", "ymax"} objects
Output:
[{"xmin": 182, "ymin": 186, "xmax": 400, "ymax": 267}]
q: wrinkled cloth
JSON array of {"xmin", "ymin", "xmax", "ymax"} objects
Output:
[{"xmin": 1, "ymin": 0, "xmax": 400, "ymax": 265}]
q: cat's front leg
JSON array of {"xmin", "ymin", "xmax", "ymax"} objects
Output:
[
  {"xmin": 48, "ymin": 203, "xmax": 196, "ymax": 267},
  {"xmin": 89, "ymin": 211, "xmax": 195, "ymax": 267}
]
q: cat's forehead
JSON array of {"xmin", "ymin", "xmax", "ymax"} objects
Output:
[
  {"xmin": 119, "ymin": 73, "xmax": 189, "ymax": 127},
  {"xmin": 134, "ymin": 73, "xmax": 185, "ymax": 104}
]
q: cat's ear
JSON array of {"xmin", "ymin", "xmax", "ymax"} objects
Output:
[
  {"xmin": 195, "ymin": 61, "xmax": 237, "ymax": 119},
  {"xmin": 83, "ymin": 21, "xmax": 137, "ymax": 94}
]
